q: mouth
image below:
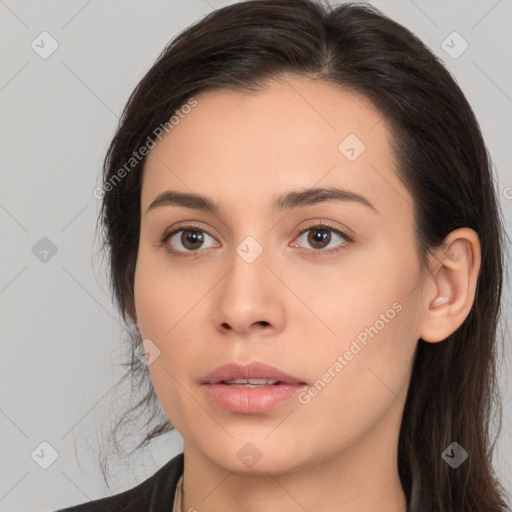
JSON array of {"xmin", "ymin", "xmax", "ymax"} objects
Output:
[
  {"xmin": 221, "ymin": 378, "xmax": 285, "ymax": 388},
  {"xmin": 201, "ymin": 362, "xmax": 307, "ymax": 413},
  {"xmin": 202, "ymin": 362, "xmax": 307, "ymax": 386}
]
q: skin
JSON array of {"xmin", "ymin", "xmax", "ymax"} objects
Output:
[{"xmin": 132, "ymin": 77, "xmax": 481, "ymax": 512}]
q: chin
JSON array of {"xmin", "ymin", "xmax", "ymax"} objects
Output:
[{"xmin": 202, "ymin": 439, "xmax": 313, "ymax": 476}]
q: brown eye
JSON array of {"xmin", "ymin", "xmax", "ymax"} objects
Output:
[
  {"xmin": 307, "ymin": 228, "xmax": 332, "ymax": 249},
  {"xmin": 162, "ymin": 225, "xmax": 218, "ymax": 256},
  {"xmin": 180, "ymin": 229, "xmax": 205, "ymax": 250},
  {"xmin": 293, "ymin": 224, "xmax": 351, "ymax": 253}
]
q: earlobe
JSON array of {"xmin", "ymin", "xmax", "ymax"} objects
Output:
[{"xmin": 419, "ymin": 228, "xmax": 481, "ymax": 343}]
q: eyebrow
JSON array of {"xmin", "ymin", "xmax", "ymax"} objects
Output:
[{"xmin": 146, "ymin": 186, "xmax": 377, "ymax": 214}]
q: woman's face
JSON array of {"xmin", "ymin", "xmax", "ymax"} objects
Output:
[{"xmin": 134, "ymin": 78, "xmax": 428, "ymax": 475}]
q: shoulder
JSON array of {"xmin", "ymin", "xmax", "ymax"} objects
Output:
[{"xmin": 53, "ymin": 452, "xmax": 184, "ymax": 512}]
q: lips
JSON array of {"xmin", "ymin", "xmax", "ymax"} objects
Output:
[
  {"xmin": 202, "ymin": 362, "xmax": 307, "ymax": 414},
  {"xmin": 202, "ymin": 362, "xmax": 306, "ymax": 385}
]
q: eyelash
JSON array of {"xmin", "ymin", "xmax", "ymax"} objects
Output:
[{"xmin": 159, "ymin": 221, "xmax": 354, "ymax": 258}]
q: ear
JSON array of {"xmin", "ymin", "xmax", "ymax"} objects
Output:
[{"xmin": 418, "ymin": 227, "xmax": 481, "ymax": 343}]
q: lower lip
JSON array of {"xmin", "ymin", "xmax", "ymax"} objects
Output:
[{"xmin": 203, "ymin": 383, "xmax": 306, "ymax": 414}]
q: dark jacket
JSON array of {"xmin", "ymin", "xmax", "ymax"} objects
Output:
[{"xmin": 55, "ymin": 452, "xmax": 184, "ymax": 512}]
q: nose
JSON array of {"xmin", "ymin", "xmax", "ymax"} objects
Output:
[{"xmin": 212, "ymin": 244, "xmax": 286, "ymax": 338}]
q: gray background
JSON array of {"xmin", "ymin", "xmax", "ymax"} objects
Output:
[{"xmin": 1, "ymin": 1, "xmax": 511, "ymax": 510}]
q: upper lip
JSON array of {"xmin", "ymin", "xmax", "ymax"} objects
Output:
[{"xmin": 202, "ymin": 362, "xmax": 306, "ymax": 385}]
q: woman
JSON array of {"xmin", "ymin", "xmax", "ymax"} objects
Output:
[{"xmin": 57, "ymin": 0, "xmax": 510, "ymax": 510}]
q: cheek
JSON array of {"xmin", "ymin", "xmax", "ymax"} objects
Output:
[
  {"xmin": 297, "ymin": 261, "xmax": 414, "ymax": 349},
  {"xmin": 300, "ymin": 252, "xmax": 421, "ymax": 421},
  {"xmin": 298, "ymin": 227, "xmax": 420, "ymax": 341},
  {"xmin": 133, "ymin": 249, "xmax": 199, "ymax": 337},
  {"xmin": 133, "ymin": 261, "xmax": 204, "ymax": 430},
  {"xmin": 295, "ymin": 302, "xmax": 418, "ymax": 453},
  {"xmin": 133, "ymin": 254, "xmax": 206, "ymax": 381}
]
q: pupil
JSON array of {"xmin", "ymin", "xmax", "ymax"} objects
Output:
[{"xmin": 309, "ymin": 228, "xmax": 330, "ymax": 248}]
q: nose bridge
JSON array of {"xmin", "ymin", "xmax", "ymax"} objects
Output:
[
  {"xmin": 224, "ymin": 234, "xmax": 269, "ymax": 302},
  {"xmin": 213, "ymin": 232, "xmax": 285, "ymax": 334}
]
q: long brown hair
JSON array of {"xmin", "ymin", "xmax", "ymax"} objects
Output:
[{"xmin": 96, "ymin": 1, "xmax": 510, "ymax": 509}]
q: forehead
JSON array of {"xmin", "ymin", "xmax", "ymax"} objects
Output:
[{"xmin": 141, "ymin": 77, "xmax": 413, "ymax": 220}]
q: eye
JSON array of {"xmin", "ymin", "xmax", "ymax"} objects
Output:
[
  {"xmin": 161, "ymin": 223, "xmax": 220, "ymax": 257},
  {"xmin": 291, "ymin": 221, "xmax": 353, "ymax": 254},
  {"xmin": 160, "ymin": 220, "xmax": 353, "ymax": 258}
]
